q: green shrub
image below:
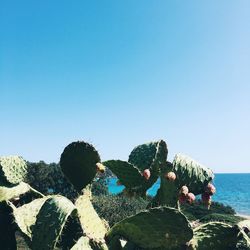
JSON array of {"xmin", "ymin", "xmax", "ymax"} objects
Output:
[
  {"xmin": 181, "ymin": 199, "xmax": 236, "ymax": 221},
  {"xmin": 92, "ymin": 195, "xmax": 148, "ymax": 227},
  {"xmin": 92, "ymin": 193, "xmax": 241, "ymax": 227},
  {"xmin": 199, "ymin": 213, "xmax": 244, "ymax": 225},
  {"xmin": 91, "ymin": 176, "xmax": 109, "ymax": 196}
]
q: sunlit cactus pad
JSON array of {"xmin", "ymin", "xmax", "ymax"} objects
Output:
[
  {"xmin": 75, "ymin": 188, "xmax": 108, "ymax": 244},
  {"xmin": 0, "ymin": 182, "xmax": 42, "ymax": 202},
  {"xmin": 31, "ymin": 195, "xmax": 78, "ymax": 250},
  {"xmin": 70, "ymin": 236, "xmax": 93, "ymax": 250},
  {"xmin": 0, "ymin": 156, "xmax": 28, "ymax": 185}
]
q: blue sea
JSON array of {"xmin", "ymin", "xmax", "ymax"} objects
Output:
[{"xmin": 108, "ymin": 174, "xmax": 250, "ymax": 215}]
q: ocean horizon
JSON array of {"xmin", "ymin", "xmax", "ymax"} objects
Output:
[{"xmin": 108, "ymin": 173, "xmax": 250, "ymax": 216}]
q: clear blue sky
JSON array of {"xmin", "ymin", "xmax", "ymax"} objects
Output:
[{"xmin": 1, "ymin": 1, "xmax": 249, "ymax": 173}]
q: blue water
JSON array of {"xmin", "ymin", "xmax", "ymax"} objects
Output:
[{"xmin": 108, "ymin": 174, "xmax": 250, "ymax": 215}]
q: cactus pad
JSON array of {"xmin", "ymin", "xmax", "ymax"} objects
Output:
[
  {"xmin": 104, "ymin": 140, "xmax": 168, "ymax": 195},
  {"xmin": 0, "ymin": 182, "xmax": 43, "ymax": 202},
  {"xmin": 60, "ymin": 141, "xmax": 100, "ymax": 191},
  {"xmin": 189, "ymin": 221, "xmax": 250, "ymax": 250},
  {"xmin": 12, "ymin": 197, "xmax": 48, "ymax": 238},
  {"xmin": 70, "ymin": 236, "xmax": 93, "ymax": 250},
  {"xmin": 106, "ymin": 206, "xmax": 193, "ymax": 249},
  {"xmin": 238, "ymin": 219, "xmax": 250, "ymax": 232},
  {"xmin": 75, "ymin": 187, "xmax": 108, "ymax": 244},
  {"xmin": 0, "ymin": 156, "xmax": 28, "ymax": 185},
  {"xmin": 173, "ymin": 154, "xmax": 214, "ymax": 195},
  {"xmin": 128, "ymin": 140, "xmax": 167, "ymax": 171},
  {"xmin": 31, "ymin": 195, "xmax": 78, "ymax": 250},
  {"xmin": 102, "ymin": 160, "xmax": 144, "ymax": 188}
]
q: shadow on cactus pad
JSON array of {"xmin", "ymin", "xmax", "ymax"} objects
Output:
[{"xmin": 60, "ymin": 141, "xmax": 100, "ymax": 192}]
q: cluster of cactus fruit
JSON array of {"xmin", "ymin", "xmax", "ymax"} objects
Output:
[{"xmin": 0, "ymin": 139, "xmax": 250, "ymax": 249}]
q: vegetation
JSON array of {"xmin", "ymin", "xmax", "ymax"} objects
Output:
[
  {"xmin": 92, "ymin": 195, "xmax": 148, "ymax": 227},
  {"xmin": 0, "ymin": 139, "xmax": 249, "ymax": 249}
]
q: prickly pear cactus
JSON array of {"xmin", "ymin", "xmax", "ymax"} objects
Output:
[
  {"xmin": 102, "ymin": 160, "xmax": 144, "ymax": 189},
  {"xmin": 12, "ymin": 197, "xmax": 48, "ymax": 238},
  {"xmin": 238, "ymin": 219, "xmax": 250, "ymax": 233},
  {"xmin": 31, "ymin": 195, "xmax": 79, "ymax": 250},
  {"xmin": 104, "ymin": 140, "xmax": 167, "ymax": 196},
  {"xmin": 151, "ymin": 154, "xmax": 215, "ymax": 208},
  {"xmin": 60, "ymin": 141, "xmax": 101, "ymax": 192},
  {"xmin": 106, "ymin": 206, "xmax": 193, "ymax": 249},
  {"xmin": 150, "ymin": 161, "xmax": 179, "ymax": 208},
  {"xmin": 0, "ymin": 182, "xmax": 43, "ymax": 202},
  {"xmin": 173, "ymin": 154, "xmax": 214, "ymax": 195},
  {"xmin": 188, "ymin": 221, "xmax": 250, "ymax": 250},
  {"xmin": 70, "ymin": 236, "xmax": 93, "ymax": 250},
  {"xmin": 128, "ymin": 140, "xmax": 167, "ymax": 172},
  {"xmin": 75, "ymin": 187, "xmax": 108, "ymax": 245},
  {"xmin": 0, "ymin": 156, "xmax": 28, "ymax": 185}
]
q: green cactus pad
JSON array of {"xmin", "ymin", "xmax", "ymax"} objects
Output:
[
  {"xmin": 107, "ymin": 236, "xmax": 123, "ymax": 250},
  {"xmin": 0, "ymin": 156, "xmax": 28, "ymax": 185},
  {"xmin": 104, "ymin": 140, "xmax": 167, "ymax": 195},
  {"xmin": 12, "ymin": 197, "xmax": 48, "ymax": 238},
  {"xmin": 129, "ymin": 140, "xmax": 168, "ymax": 192},
  {"xmin": 235, "ymin": 230, "xmax": 250, "ymax": 249},
  {"xmin": 102, "ymin": 160, "xmax": 144, "ymax": 188},
  {"xmin": 60, "ymin": 141, "xmax": 101, "ymax": 192},
  {"xmin": 75, "ymin": 187, "xmax": 108, "ymax": 244},
  {"xmin": 31, "ymin": 195, "xmax": 78, "ymax": 250},
  {"xmin": 106, "ymin": 207, "xmax": 193, "ymax": 249},
  {"xmin": 173, "ymin": 154, "xmax": 214, "ymax": 195},
  {"xmin": 0, "ymin": 182, "xmax": 43, "ymax": 202},
  {"xmin": 128, "ymin": 140, "xmax": 168, "ymax": 171},
  {"xmin": 189, "ymin": 222, "xmax": 250, "ymax": 250},
  {"xmin": 149, "ymin": 161, "xmax": 179, "ymax": 208}
]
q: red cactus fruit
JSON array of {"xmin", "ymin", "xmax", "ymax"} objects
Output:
[
  {"xmin": 165, "ymin": 172, "xmax": 176, "ymax": 181},
  {"xmin": 186, "ymin": 193, "xmax": 196, "ymax": 204},
  {"xmin": 205, "ymin": 183, "xmax": 216, "ymax": 195},
  {"xmin": 178, "ymin": 193, "xmax": 187, "ymax": 204},
  {"xmin": 179, "ymin": 185, "xmax": 189, "ymax": 195},
  {"xmin": 143, "ymin": 169, "xmax": 151, "ymax": 180}
]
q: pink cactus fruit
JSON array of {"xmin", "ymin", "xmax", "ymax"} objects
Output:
[
  {"xmin": 205, "ymin": 183, "xmax": 216, "ymax": 195},
  {"xmin": 186, "ymin": 192, "xmax": 196, "ymax": 204},
  {"xmin": 143, "ymin": 169, "xmax": 151, "ymax": 180},
  {"xmin": 165, "ymin": 171, "xmax": 176, "ymax": 181},
  {"xmin": 179, "ymin": 185, "xmax": 189, "ymax": 196},
  {"xmin": 178, "ymin": 193, "xmax": 187, "ymax": 204}
]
